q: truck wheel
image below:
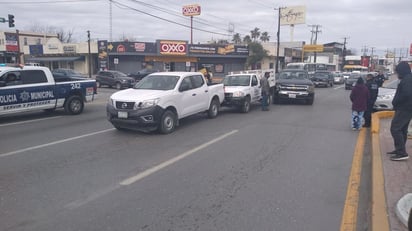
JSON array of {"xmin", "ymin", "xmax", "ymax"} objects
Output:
[
  {"xmin": 64, "ymin": 95, "xmax": 84, "ymax": 115},
  {"xmin": 96, "ymin": 81, "xmax": 101, "ymax": 88},
  {"xmin": 306, "ymin": 96, "xmax": 314, "ymax": 105},
  {"xmin": 207, "ymin": 99, "xmax": 220, "ymax": 118},
  {"xmin": 115, "ymin": 82, "xmax": 122, "ymax": 90},
  {"xmin": 158, "ymin": 110, "xmax": 177, "ymax": 134},
  {"xmin": 240, "ymin": 97, "xmax": 250, "ymax": 113},
  {"xmin": 272, "ymin": 93, "xmax": 279, "ymax": 104}
]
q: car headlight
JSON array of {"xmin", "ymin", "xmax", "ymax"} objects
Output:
[
  {"xmin": 108, "ymin": 98, "xmax": 115, "ymax": 106},
  {"xmin": 121, "ymin": 79, "xmax": 127, "ymax": 82},
  {"xmin": 135, "ymin": 98, "xmax": 160, "ymax": 109},
  {"xmin": 377, "ymin": 94, "xmax": 395, "ymax": 100},
  {"xmin": 232, "ymin": 91, "xmax": 245, "ymax": 97}
]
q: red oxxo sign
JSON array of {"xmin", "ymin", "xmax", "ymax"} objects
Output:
[
  {"xmin": 182, "ymin": 4, "xmax": 201, "ymax": 16},
  {"xmin": 159, "ymin": 40, "xmax": 187, "ymax": 55}
]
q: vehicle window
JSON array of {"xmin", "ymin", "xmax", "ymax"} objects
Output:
[
  {"xmin": 191, "ymin": 75, "xmax": 204, "ymax": 88},
  {"xmin": 113, "ymin": 71, "xmax": 127, "ymax": 78},
  {"xmin": 279, "ymin": 71, "xmax": 307, "ymax": 79},
  {"xmin": 134, "ymin": 75, "xmax": 179, "ymax": 90},
  {"xmin": 0, "ymin": 71, "xmax": 22, "ymax": 86},
  {"xmin": 223, "ymin": 75, "xmax": 250, "ymax": 86},
  {"xmin": 252, "ymin": 76, "xmax": 258, "ymax": 86},
  {"xmin": 179, "ymin": 77, "xmax": 193, "ymax": 91},
  {"xmin": 20, "ymin": 70, "xmax": 48, "ymax": 84}
]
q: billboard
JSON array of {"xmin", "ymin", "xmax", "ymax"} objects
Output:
[
  {"xmin": 189, "ymin": 44, "xmax": 249, "ymax": 56},
  {"xmin": 182, "ymin": 4, "xmax": 201, "ymax": 16},
  {"xmin": 280, "ymin": 6, "xmax": 306, "ymax": 25},
  {"xmin": 5, "ymin": 33, "xmax": 18, "ymax": 52},
  {"xmin": 107, "ymin": 42, "xmax": 156, "ymax": 53}
]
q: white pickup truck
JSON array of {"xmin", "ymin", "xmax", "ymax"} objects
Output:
[
  {"xmin": 106, "ymin": 72, "xmax": 225, "ymax": 134},
  {"xmin": 222, "ymin": 72, "xmax": 276, "ymax": 112}
]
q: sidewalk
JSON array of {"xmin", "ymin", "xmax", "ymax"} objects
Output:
[{"xmin": 374, "ymin": 113, "xmax": 412, "ymax": 231}]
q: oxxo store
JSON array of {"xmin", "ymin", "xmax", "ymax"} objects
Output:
[{"xmin": 99, "ymin": 40, "xmax": 249, "ymax": 77}]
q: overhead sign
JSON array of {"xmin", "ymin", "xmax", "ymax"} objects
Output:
[
  {"xmin": 303, "ymin": 44, "xmax": 324, "ymax": 52},
  {"xmin": 280, "ymin": 6, "xmax": 306, "ymax": 25},
  {"xmin": 182, "ymin": 4, "xmax": 201, "ymax": 16}
]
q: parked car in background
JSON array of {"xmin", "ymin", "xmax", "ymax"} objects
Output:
[
  {"xmin": 311, "ymin": 71, "xmax": 334, "ymax": 87},
  {"xmin": 52, "ymin": 68, "xmax": 86, "ymax": 79},
  {"xmin": 127, "ymin": 68, "xmax": 157, "ymax": 82},
  {"xmin": 344, "ymin": 72, "xmax": 368, "ymax": 90},
  {"xmin": 374, "ymin": 79, "xmax": 399, "ymax": 111},
  {"xmin": 333, "ymin": 72, "xmax": 345, "ymax": 84},
  {"xmin": 96, "ymin": 70, "xmax": 135, "ymax": 89}
]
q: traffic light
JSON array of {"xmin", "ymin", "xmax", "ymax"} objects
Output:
[{"xmin": 8, "ymin": 14, "xmax": 14, "ymax": 28}]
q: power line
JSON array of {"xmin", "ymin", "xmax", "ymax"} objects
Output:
[{"xmin": 111, "ymin": 0, "xmax": 230, "ymax": 37}]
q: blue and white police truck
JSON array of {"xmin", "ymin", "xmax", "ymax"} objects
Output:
[{"xmin": 0, "ymin": 65, "xmax": 97, "ymax": 116}]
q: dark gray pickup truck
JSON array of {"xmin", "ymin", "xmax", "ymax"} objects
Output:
[{"xmin": 273, "ymin": 69, "xmax": 315, "ymax": 105}]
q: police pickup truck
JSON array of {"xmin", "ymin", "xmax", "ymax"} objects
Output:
[
  {"xmin": 107, "ymin": 72, "xmax": 225, "ymax": 134},
  {"xmin": 0, "ymin": 66, "xmax": 96, "ymax": 116}
]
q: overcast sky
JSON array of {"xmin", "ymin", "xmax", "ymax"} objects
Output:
[{"xmin": 1, "ymin": 0, "xmax": 411, "ymax": 57}]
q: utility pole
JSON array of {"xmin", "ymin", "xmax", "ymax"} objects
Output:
[
  {"xmin": 342, "ymin": 37, "xmax": 349, "ymax": 71},
  {"xmin": 275, "ymin": 7, "xmax": 284, "ymax": 74},
  {"xmin": 370, "ymin": 46, "xmax": 375, "ymax": 70},
  {"xmin": 87, "ymin": 30, "xmax": 92, "ymax": 78},
  {"xmin": 308, "ymin": 25, "xmax": 321, "ymax": 64}
]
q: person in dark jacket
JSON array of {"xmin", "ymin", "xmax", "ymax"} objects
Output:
[
  {"xmin": 375, "ymin": 70, "xmax": 386, "ymax": 87},
  {"xmin": 364, "ymin": 73, "xmax": 379, "ymax": 127},
  {"xmin": 388, "ymin": 61, "xmax": 412, "ymax": 161},
  {"xmin": 260, "ymin": 72, "xmax": 271, "ymax": 111},
  {"xmin": 350, "ymin": 77, "xmax": 369, "ymax": 130}
]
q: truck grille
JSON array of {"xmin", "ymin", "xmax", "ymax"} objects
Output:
[
  {"xmin": 280, "ymin": 85, "xmax": 308, "ymax": 91},
  {"xmin": 225, "ymin": 93, "xmax": 233, "ymax": 97},
  {"xmin": 115, "ymin": 101, "xmax": 135, "ymax": 109}
]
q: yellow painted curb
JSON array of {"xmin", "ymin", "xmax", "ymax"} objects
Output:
[
  {"xmin": 340, "ymin": 128, "xmax": 366, "ymax": 231},
  {"xmin": 371, "ymin": 111, "xmax": 394, "ymax": 231}
]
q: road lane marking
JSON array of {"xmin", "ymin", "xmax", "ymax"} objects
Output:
[
  {"xmin": 0, "ymin": 116, "xmax": 63, "ymax": 127},
  {"xmin": 0, "ymin": 128, "xmax": 115, "ymax": 158},
  {"xmin": 120, "ymin": 129, "xmax": 239, "ymax": 186},
  {"xmin": 339, "ymin": 128, "xmax": 366, "ymax": 231},
  {"xmin": 334, "ymin": 85, "xmax": 345, "ymax": 90}
]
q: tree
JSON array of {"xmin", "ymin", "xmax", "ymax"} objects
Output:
[
  {"xmin": 243, "ymin": 35, "xmax": 252, "ymax": 44},
  {"xmin": 26, "ymin": 24, "xmax": 75, "ymax": 43},
  {"xmin": 232, "ymin": 33, "xmax": 242, "ymax": 44},
  {"xmin": 260, "ymin": 32, "xmax": 270, "ymax": 42},
  {"xmin": 246, "ymin": 42, "xmax": 268, "ymax": 69},
  {"xmin": 250, "ymin": 27, "xmax": 260, "ymax": 42}
]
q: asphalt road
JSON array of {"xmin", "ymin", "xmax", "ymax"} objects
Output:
[{"xmin": 0, "ymin": 84, "xmax": 361, "ymax": 231}]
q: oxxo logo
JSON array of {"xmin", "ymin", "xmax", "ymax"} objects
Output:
[
  {"xmin": 160, "ymin": 41, "xmax": 187, "ymax": 55},
  {"xmin": 182, "ymin": 5, "xmax": 201, "ymax": 16}
]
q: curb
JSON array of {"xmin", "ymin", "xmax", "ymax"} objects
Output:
[{"xmin": 371, "ymin": 111, "xmax": 393, "ymax": 231}]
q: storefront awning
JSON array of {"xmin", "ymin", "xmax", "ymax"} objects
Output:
[{"xmin": 25, "ymin": 56, "xmax": 85, "ymax": 62}]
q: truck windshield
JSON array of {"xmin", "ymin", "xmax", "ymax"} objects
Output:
[
  {"xmin": 134, "ymin": 75, "xmax": 179, "ymax": 90},
  {"xmin": 223, "ymin": 75, "xmax": 250, "ymax": 86},
  {"xmin": 279, "ymin": 71, "xmax": 308, "ymax": 80}
]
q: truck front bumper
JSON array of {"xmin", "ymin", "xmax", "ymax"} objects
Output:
[
  {"xmin": 222, "ymin": 97, "xmax": 246, "ymax": 107},
  {"xmin": 106, "ymin": 104, "xmax": 165, "ymax": 132}
]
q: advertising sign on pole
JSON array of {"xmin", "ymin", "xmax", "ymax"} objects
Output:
[
  {"xmin": 280, "ymin": 6, "xmax": 306, "ymax": 25},
  {"xmin": 182, "ymin": 4, "xmax": 201, "ymax": 16}
]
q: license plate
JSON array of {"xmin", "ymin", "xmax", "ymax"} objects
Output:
[
  {"xmin": 118, "ymin": 111, "xmax": 128, "ymax": 118},
  {"xmin": 288, "ymin": 94, "xmax": 296, "ymax": 98}
]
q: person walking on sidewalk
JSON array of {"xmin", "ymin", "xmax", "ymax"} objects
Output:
[
  {"xmin": 260, "ymin": 72, "xmax": 270, "ymax": 111},
  {"xmin": 388, "ymin": 61, "xmax": 412, "ymax": 161},
  {"xmin": 350, "ymin": 77, "xmax": 369, "ymax": 130},
  {"xmin": 364, "ymin": 73, "xmax": 379, "ymax": 127}
]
